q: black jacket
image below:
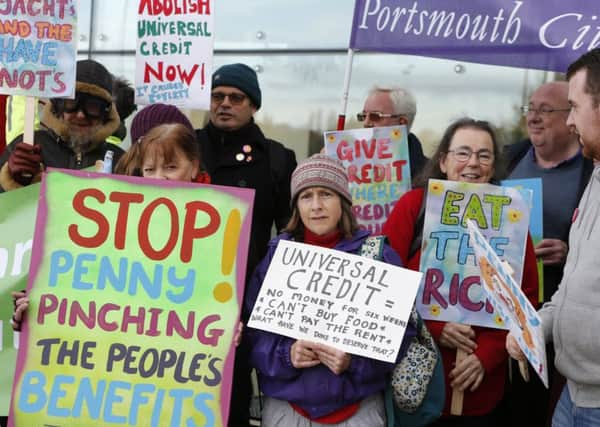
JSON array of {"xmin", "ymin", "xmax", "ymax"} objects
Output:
[
  {"xmin": 408, "ymin": 132, "xmax": 427, "ymax": 180},
  {"xmin": 196, "ymin": 120, "xmax": 297, "ymax": 293}
]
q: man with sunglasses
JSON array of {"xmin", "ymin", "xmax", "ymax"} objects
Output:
[
  {"xmin": 196, "ymin": 63, "xmax": 296, "ymax": 427},
  {"xmin": 502, "ymin": 81, "xmax": 594, "ymax": 426},
  {"xmin": 0, "ymin": 59, "xmax": 124, "ymax": 192},
  {"xmin": 358, "ymin": 86, "xmax": 427, "ymax": 180}
]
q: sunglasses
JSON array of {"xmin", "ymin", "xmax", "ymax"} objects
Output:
[
  {"xmin": 54, "ymin": 93, "xmax": 111, "ymax": 120},
  {"xmin": 211, "ymin": 92, "xmax": 247, "ymax": 105},
  {"xmin": 356, "ymin": 111, "xmax": 402, "ymax": 122}
]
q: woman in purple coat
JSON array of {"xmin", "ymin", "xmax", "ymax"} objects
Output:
[{"xmin": 244, "ymin": 154, "xmax": 415, "ymax": 426}]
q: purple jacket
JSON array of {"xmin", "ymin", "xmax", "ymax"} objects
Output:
[{"xmin": 244, "ymin": 229, "xmax": 416, "ymax": 419}]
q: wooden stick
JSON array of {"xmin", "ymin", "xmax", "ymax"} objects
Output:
[
  {"xmin": 23, "ymin": 97, "xmax": 36, "ymax": 145},
  {"xmin": 518, "ymin": 359, "xmax": 530, "ymax": 382},
  {"xmin": 450, "ymin": 349, "xmax": 467, "ymax": 416}
]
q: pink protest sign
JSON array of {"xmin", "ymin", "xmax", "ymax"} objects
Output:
[{"xmin": 325, "ymin": 125, "xmax": 411, "ymax": 235}]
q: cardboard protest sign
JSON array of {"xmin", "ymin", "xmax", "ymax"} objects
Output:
[
  {"xmin": 0, "ymin": 184, "xmax": 39, "ymax": 417},
  {"xmin": 324, "ymin": 126, "xmax": 411, "ymax": 235},
  {"xmin": 247, "ymin": 240, "xmax": 422, "ymax": 363},
  {"xmin": 468, "ymin": 220, "xmax": 548, "ymax": 387},
  {"xmin": 502, "ymin": 178, "xmax": 544, "ymax": 302},
  {"xmin": 9, "ymin": 169, "xmax": 254, "ymax": 427},
  {"xmin": 136, "ymin": 0, "xmax": 214, "ymax": 109},
  {"xmin": 350, "ymin": 0, "xmax": 599, "ymax": 73},
  {"xmin": 418, "ymin": 179, "xmax": 531, "ymax": 328},
  {"xmin": 0, "ymin": 0, "xmax": 77, "ymax": 97}
]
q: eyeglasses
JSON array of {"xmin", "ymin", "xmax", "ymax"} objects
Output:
[
  {"xmin": 54, "ymin": 93, "xmax": 111, "ymax": 120},
  {"xmin": 211, "ymin": 92, "xmax": 247, "ymax": 105},
  {"xmin": 356, "ymin": 111, "xmax": 402, "ymax": 122},
  {"xmin": 447, "ymin": 147, "xmax": 494, "ymax": 165},
  {"xmin": 520, "ymin": 105, "xmax": 571, "ymax": 116}
]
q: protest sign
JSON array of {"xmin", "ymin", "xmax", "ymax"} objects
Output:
[
  {"xmin": 502, "ymin": 178, "xmax": 544, "ymax": 302},
  {"xmin": 136, "ymin": 0, "xmax": 214, "ymax": 109},
  {"xmin": 468, "ymin": 220, "xmax": 548, "ymax": 387},
  {"xmin": 0, "ymin": 0, "xmax": 77, "ymax": 97},
  {"xmin": 9, "ymin": 169, "xmax": 254, "ymax": 427},
  {"xmin": 350, "ymin": 0, "xmax": 600, "ymax": 73},
  {"xmin": 324, "ymin": 126, "xmax": 411, "ymax": 234},
  {"xmin": 418, "ymin": 179, "xmax": 531, "ymax": 328},
  {"xmin": 0, "ymin": 184, "xmax": 38, "ymax": 417},
  {"xmin": 247, "ymin": 240, "xmax": 422, "ymax": 363}
]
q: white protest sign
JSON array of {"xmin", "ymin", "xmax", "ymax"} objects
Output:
[
  {"xmin": 248, "ymin": 240, "xmax": 422, "ymax": 363},
  {"xmin": 467, "ymin": 220, "xmax": 548, "ymax": 387},
  {"xmin": 0, "ymin": 0, "xmax": 77, "ymax": 98},
  {"xmin": 136, "ymin": 0, "xmax": 214, "ymax": 109}
]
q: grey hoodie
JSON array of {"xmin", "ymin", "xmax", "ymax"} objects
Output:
[{"xmin": 539, "ymin": 165, "xmax": 600, "ymax": 407}]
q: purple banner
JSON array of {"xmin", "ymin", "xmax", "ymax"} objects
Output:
[{"xmin": 350, "ymin": 0, "xmax": 599, "ymax": 72}]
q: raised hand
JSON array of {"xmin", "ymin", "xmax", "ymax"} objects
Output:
[{"xmin": 535, "ymin": 238, "xmax": 568, "ymax": 266}]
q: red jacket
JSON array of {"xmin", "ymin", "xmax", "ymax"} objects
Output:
[{"xmin": 383, "ymin": 187, "xmax": 538, "ymax": 417}]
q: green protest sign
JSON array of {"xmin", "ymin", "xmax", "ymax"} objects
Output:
[
  {"xmin": 0, "ymin": 184, "xmax": 39, "ymax": 417},
  {"xmin": 9, "ymin": 170, "xmax": 254, "ymax": 427}
]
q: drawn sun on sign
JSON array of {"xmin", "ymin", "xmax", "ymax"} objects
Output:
[
  {"xmin": 507, "ymin": 208, "xmax": 523, "ymax": 223},
  {"xmin": 494, "ymin": 313, "xmax": 505, "ymax": 326},
  {"xmin": 429, "ymin": 181, "xmax": 444, "ymax": 196}
]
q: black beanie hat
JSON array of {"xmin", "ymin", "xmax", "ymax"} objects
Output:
[
  {"xmin": 75, "ymin": 59, "xmax": 114, "ymax": 103},
  {"xmin": 212, "ymin": 63, "xmax": 261, "ymax": 110}
]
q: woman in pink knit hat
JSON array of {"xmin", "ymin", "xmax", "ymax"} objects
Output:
[{"xmin": 244, "ymin": 154, "xmax": 416, "ymax": 426}]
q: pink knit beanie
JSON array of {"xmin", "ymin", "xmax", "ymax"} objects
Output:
[{"xmin": 290, "ymin": 154, "xmax": 352, "ymax": 205}]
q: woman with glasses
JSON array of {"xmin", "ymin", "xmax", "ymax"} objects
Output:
[
  {"xmin": 383, "ymin": 118, "xmax": 538, "ymax": 426},
  {"xmin": 244, "ymin": 154, "xmax": 415, "ymax": 427}
]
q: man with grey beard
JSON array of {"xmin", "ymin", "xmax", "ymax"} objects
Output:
[{"xmin": 0, "ymin": 59, "xmax": 124, "ymax": 192}]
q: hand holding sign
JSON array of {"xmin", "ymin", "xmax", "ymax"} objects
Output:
[
  {"xmin": 10, "ymin": 291, "xmax": 29, "ymax": 332},
  {"xmin": 291, "ymin": 340, "xmax": 321, "ymax": 369},
  {"xmin": 7, "ymin": 143, "xmax": 41, "ymax": 185},
  {"xmin": 313, "ymin": 343, "xmax": 351, "ymax": 375},
  {"xmin": 450, "ymin": 352, "xmax": 485, "ymax": 392},
  {"xmin": 439, "ymin": 322, "xmax": 477, "ymax": 353},
  {"xmin": 506, "ymin": 334, "xmax": 526, "ymax": 361}
]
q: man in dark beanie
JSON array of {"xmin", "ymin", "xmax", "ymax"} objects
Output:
[
  {"xmin": 197, "ymin": 63, "xmax": 296, "ymax": 427},
  {"xmin": 0, "ymin": 59, "xmax": 124, "ymax": 192}
]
